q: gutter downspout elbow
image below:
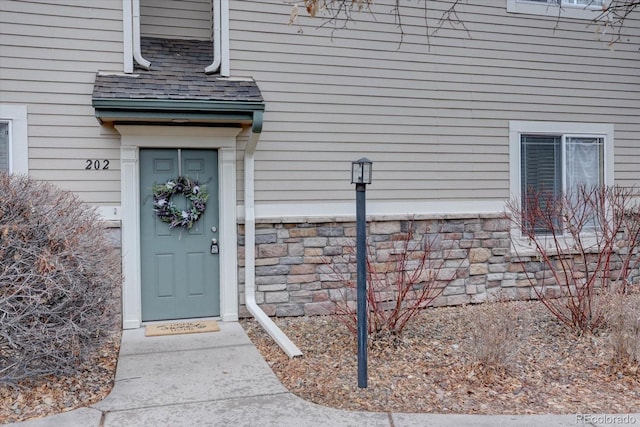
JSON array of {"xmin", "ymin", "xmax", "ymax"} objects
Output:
[
  {"xmin": 244, "ymin": 113, "xmax": 302, "ymax": 359},
  {"xmin": 132, "ymin": 0, "xmax": 150, "ymax": 70},
  {"xmin": 205, "ymin": 0, "xmax": 222, "ymax": 74}
]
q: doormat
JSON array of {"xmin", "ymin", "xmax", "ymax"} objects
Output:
[{"xmin": 145, "ymin": 320, "xmax": 220, "ymax": 337}]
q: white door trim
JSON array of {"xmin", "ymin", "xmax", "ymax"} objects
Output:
[{"xmin": 115, "ymin": 125, "xmax": 242, "ymax": 329}]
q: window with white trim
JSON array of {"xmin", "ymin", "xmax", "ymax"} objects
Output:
[
  {"xmin": 521, "ymin": 134, "xmax": 604, "ymax": 232},
  {"xmin": 524, "ymin": 0, "xmax": 604, "ymax": 6},
  {"xmin": 507, "ymin": 0, "xmax": 605, "ymax": 19},
  {"xmin": 563, "ymin": 0, "xmax": 604, "ymax": 6},
  {"xmin": 509, "ymin": 122, "xmax": 614, "ymax": 235},
  {"xmin": 0, "ymin": 105, "xmax": 29, "ymax": 174}
]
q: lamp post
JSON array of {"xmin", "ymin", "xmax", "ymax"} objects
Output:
[{"xmin": 351, "ymin": 157, "xmax": 372, "ymax": 389}]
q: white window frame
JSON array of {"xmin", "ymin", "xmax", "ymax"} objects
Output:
[
  {"xmin": 507, "ymin": 0, "xmax": 605, "ymax": 20},
  {"xmin": 562, "ymin": 0, "xmax": 604, "ymax": 5},
  {"xmin": 509, "ymin": 121, "xmax": 614, "ymax": 253},
  {"xmin": 0, "ymin": 105, "xmax": 28, "ymax": 174}
]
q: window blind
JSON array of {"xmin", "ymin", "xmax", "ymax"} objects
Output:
[
  {"xmin": 521, "ymin": 134, "xmax": 561, "ymax": 199},
  {"xmin": 521, "ymin": 134, "xmax": 562, "ymax": 233}
]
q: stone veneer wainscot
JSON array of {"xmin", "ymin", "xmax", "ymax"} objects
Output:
[{"xmin": 237, "ymin": 213, "xmax": 640, "ymax": 318}]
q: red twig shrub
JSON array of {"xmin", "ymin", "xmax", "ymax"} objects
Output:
[
  {"xmin": 0, "ymin": 173, "xmax": 121, "ymax": 385},
  {"xmin": 507, "ymin": 185, "xmax": 640, "ymax": 333},
  {"xmin": 327, "ymin": 219, "xmax": 467, "ymax": 339}
]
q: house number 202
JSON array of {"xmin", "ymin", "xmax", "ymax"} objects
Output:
[{"xmin": 85, "ymin": 159, "xmax": 110, "ymax": 170}]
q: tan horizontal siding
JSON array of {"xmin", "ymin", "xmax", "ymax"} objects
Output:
[
  {"xmin": 233, "ymin": 0, "xmax": 639, "ymax": 55},
  {"xmin": 1, "ymin": 0, "xmax": 637, "ymax": 210},
  {"xmin": 259, "ymin": 92, "xmax": 636, "ymax": 117},
  {"xmin": 0, "ymin": 0, "xmax": 122, "ymax": 21},
  {"xmin": 29, "ymin": 147, "xmax": 120, "ymax": 158},
  {"xmin": 0, "ymin": 0, "xmax": 123, "ymax": 205},
  {"xmin": 28, "ymin": 162, "xmax": 121, "ymax": 176},
  {"xmin": 615, "ymin": 123, "xmax": 640, "ymax": 184},
  {"xmin": 233, "ymin": 46, "xmax": 637, "ymax": 78},
  {"xmin": 230, "ymin": 0, "xmax": 640, "ymax": 206},
  {"xmin": 140, "ymin": 0, "xmax": 211, "ymax": 40},
  {"xmin": 0, "ymin": 47, "xmax": 122, "ymax": 66}
]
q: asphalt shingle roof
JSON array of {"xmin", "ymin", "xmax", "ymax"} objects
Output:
[{"xmin": 92, "ymin": 37, "xmax": 263, "ymax": 103}]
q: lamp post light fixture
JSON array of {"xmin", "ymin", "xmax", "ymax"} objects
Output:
[
  {"xmin": 351, "ymin": 157, "xmax": 372, "ymax": 388},
  {"xmin": 351, "ymin": 157, "xmax": 373, "ymax": 186}
]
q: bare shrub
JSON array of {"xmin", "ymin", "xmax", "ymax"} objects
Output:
[
  {"xmin": 507, "ymin": 185, "xmax": 640, "ymax": 333},
  {"xmin": 600, "ymin": 290, "xmax": 640, "ymax": 373},
  {"xmin": 328, "ymin": 218, "xmax": 467, "ymax": 340},
  {"xmin": 468, "ymin": 296, "xmax": 526, "ymax": 377},
  {"xmin": 0, "ymin": 173, "xmax": 121, "ymax": 386}
]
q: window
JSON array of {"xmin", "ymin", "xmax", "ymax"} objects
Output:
[
  {"xmin": 525, "ymin": 0, "xmax": 604, "ymax": 6},
  {"xmin": 521, "ymin": 134, "xmax": 604, "ymax": 197},
  {"xmin": 0, "ymin": 122, "xmax": 8, "ymax": 172},
  {"xmin": 509, "ymin": 122, "xmax": 614, "ymax": 235},
  {"xmin": 0, "ymin": 105, "xmax": 29, "ymax": 174},
  {"xmin": 563, "ymin": 0, "xmax": 604, "ymax": 6},
  {"xmin": 507, "ymin": 0, "xmax": 604, "ymax": 19},
  {"xmin": 521, "ymin": 134, "xmax": 604, "ymax": 232}
]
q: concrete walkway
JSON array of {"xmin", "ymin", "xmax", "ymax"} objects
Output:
[{"xmin": 8, "ymin": 322, "xmax": 633, "ymax": 426}]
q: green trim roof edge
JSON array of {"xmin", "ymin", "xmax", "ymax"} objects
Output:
[
  {"xmin": 92, "ymin": 98, "xmax": 265, "ymax": 129},
  {"xmin": 93, "ymin": 98, "xmax": 264, "ymax": 112}
]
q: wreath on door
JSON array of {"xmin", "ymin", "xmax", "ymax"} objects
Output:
[{"xmin": 152, "ymin": 176, "xmax": 208, "ymax": 229}]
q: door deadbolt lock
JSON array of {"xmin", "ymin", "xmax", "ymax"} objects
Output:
[{"xmin": 211, "ymin": 238, "xmax": 219, "ymax": 254}]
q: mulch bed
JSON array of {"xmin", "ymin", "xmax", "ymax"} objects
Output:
[
  {"xmin": 2, "ymin": 298, "xmax": 638, "ymax": 423},
  {"xmin": 0, "ymin": 331, "xmax": 121, "ymax": 424},
  {"xmin": 242, "ymin": 298, "xmax": 640, "ymax": 414}
]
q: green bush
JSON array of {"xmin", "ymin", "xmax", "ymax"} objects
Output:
[{"xmin": 0, "ymin": 173, "xmax": 121, "ymax": 385}]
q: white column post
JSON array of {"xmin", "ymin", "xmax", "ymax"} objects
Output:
[
  {"xmin": 120, "ymin": 145, "xmax": 141, "ymax": 329},
  {"xmin": 219, "ymin": 146, "xmax": 238, "ymax": 321}
]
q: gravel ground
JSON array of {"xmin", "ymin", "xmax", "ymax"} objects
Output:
[{"xmin": 242, "ymin": 298, "xmax": 640, "ymax": 415}]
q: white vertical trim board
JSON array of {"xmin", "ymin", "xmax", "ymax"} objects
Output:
[
  {"xmin": 114, "ymin": 125, "xmax": 242, "ymax": 329},
  {"xmin": 119, "ymin": 145, "xmax": 141, "ymax": 329},
  {"xmin": 0, "ymin": 105, "xmax": 29, "ymax": 174},
  {"xmin": 219, "ymin": 147, "xmax": 239, "ymax": 321}
]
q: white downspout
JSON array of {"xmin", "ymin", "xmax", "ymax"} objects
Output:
[
  {"xmin": 220, "ymin": 0, "xmax": 230, "ymax": 77},
  {"xmin": 204, "ymin": 0, "xmax": 222, "ymax": 74},
  {"xmin": 132, "ymin": 0, "xmax": 151, "ymax": 70},
  {"xmin": 244, "ymin": 116, "xmax": 303, "ymax": 358},
  {"xmin": 122, "ymin": 0, "xmax": 133, "ymax": 73}
]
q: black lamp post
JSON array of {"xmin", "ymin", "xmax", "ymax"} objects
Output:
[{"xmin": 351, "ymin": 157, "xmax": 372, "ymax": 388}]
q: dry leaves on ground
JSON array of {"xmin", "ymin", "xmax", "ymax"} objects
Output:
[
  {"xmin": 3, "ymin": 297, "xmax": 638, "ymax": 423},
  {"xmin": 0, "ymin": 331, "xmax": 121, "ymax": 424},
  {"xmin": 242, "ymin": 298, "xmax": 640, "ymax": 415}
]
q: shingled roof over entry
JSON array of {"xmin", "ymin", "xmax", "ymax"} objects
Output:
[{"xmin": 92, "ymin": 38, "xmax": 264, "ymax": 125}]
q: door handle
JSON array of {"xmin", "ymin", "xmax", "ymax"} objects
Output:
[{"xmin": 211, "ymin": 238, "xmax": 219, "ymax": 254}]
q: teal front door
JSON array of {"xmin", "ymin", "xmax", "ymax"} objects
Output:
[{"xmin": 140, "ymin": 148, "xmax": 220, "ymax": 321}]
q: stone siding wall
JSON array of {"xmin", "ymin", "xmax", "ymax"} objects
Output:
[
  {"xmin": 238, "ymin": 215, "xmax": 639, "ymax": 318},
  {"xmin": 236, "ymin": 215, "xmax": 493, "ymax": 317}
]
